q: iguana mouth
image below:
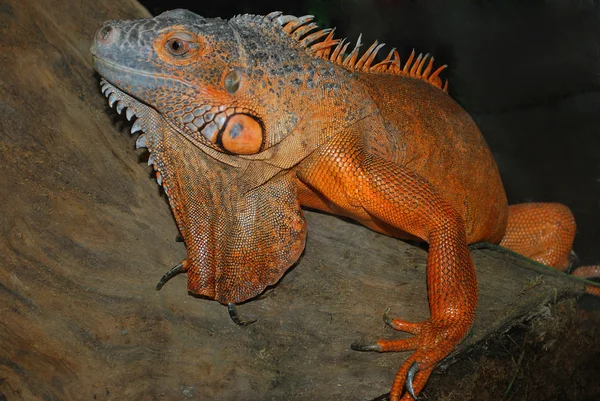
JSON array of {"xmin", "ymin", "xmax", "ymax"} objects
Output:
[
  {"xmin": 93, "ymin": 56, "xmax": 229, "ymax": 144},
  {"xmin": 100, "ymin": 77, "xmax": 263, "ymax": 157}
]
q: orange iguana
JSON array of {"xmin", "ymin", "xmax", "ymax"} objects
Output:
[{"xmin": 90, "ymin": 9, "xmax": 599, "ymax": 400}]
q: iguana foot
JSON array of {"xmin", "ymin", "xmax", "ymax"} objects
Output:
[
  {"xmin": 353, "ymin": 309, "xmax": 471, "ymax": 400},
  {"xmin": 572, "ymin": 265, "xmax": 600, "ymax": 296},
  {"xmin": 500, "ymin": 203, "xmax": 576, "ymax": 268},
  {"xmin": 572, "ymin": 265, "xmax": 600, "ymax": 278},
  {"xmin": 500, "ymin": 203, "xmax": 600, "ymax": 296}
]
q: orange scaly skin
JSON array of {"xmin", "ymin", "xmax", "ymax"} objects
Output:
[{"xmin": 91, "ymin": 10, "xmax": 599, "ymax": 400}]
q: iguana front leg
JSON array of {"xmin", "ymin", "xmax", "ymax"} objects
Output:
[{"xmin": 297, "ymin": 136, "xmax": 477, "ymax": 400}]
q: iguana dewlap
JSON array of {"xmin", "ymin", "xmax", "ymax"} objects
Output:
[{"xmin": 91, "ymin": 9, "xmax": 596, "ymax": 400}]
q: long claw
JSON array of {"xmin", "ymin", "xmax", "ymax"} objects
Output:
[
  {"xmin": 350, "ymin": 342, "xmax": 383, "ymax": 352},
  {"xmin": 227, "ymin": 303, "xmax": 257, "ymax": 326},
  {"xmin": 383, "ymin": 307, "xmax": 394, "ymax": 326},
  {"xmin": 405, "ymin": 362, "xmax": 420, "ymax": 400},
  {"xmin": 156, "ymin": 262, "xmax": 185, "ymax": 290}
]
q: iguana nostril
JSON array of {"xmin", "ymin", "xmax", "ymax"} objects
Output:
[{"xmin": 97, "ymin": 25, "xmax": 114, "ymax": 44}]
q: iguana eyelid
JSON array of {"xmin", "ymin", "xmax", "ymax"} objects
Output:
[
  {"xmin": 156, "ymin": 31, "xmax": 204, "ymax": 62},
  {"xmin": 162, "ymin": 31, "xmax": 196, "ymax": 43},
  {"xmin": 170, "ymin": 32, "xmax": 195, "ymax": 40}
]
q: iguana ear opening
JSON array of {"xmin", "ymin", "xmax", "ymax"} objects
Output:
[{"xmin": 223, "ymin": 70, "xmax": 242, "ymax": 94}]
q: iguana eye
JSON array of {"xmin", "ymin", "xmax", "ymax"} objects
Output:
[
  {"xmin": 165, "ymin": 38, "xmax": 191, "ymax": 56},
  {"xmin": 156, "ymin": 32, "xmax": 203, "ymax": 63}
]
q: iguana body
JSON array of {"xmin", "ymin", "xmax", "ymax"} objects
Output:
[{"xmin": 90, "ymin": 10, "xmax": 596, "ymax": 400}]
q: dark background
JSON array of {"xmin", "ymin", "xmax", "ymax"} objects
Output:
[{"xmin": 140, "ymin": 0, "xmax": 600, "ymax": 265}]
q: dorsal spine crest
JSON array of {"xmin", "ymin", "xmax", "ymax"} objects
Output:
[{"xmin": 255, "ymin": 11, "xmax": 449, "ymax": 93}]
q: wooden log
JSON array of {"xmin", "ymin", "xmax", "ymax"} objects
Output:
[{"xmin": 0, "ymin": 1, "xmax": 585, "ymax": 400}]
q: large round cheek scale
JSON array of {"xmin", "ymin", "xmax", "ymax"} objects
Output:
[{"xmin": 221, "ymin": 114, "xmax": 263, "ymax": 155}]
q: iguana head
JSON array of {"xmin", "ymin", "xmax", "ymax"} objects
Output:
[{"xmin": 90, "ymin": 9, "xmax": 351, "ymax": 159}]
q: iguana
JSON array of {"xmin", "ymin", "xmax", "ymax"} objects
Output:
[{"xmin": 90, "ymin": 9, "xmax": 599, "ymax": 400}]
